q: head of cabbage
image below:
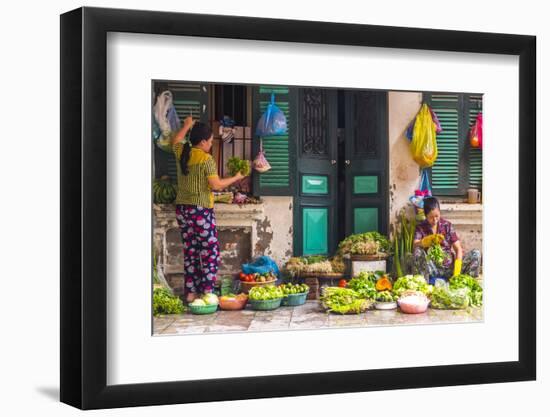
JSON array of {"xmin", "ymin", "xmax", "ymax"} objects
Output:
[
  {"xmin": 202, "ymin": 293, "xmax": 219, "ymax": 305},
  {"xmin": 191, "ymin": 299, "xmax": 206, "ymax": 306}
]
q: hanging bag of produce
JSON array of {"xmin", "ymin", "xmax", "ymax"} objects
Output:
[
  {"xmin": 409, "ymin": 169, "xmax": 432, "ymax": 221},
  {"xmin": 410, "ymin": 103, "xmax": 438, "ymax": 167},
  {"xmin": 255, "ymin": 93, "xmax": 287, "ymax": 137},
  {"xmin": 152, "ymin": 90, "xmax": 182, "ymax": 152},
  {"xmin": 253, "ymin": 139, "xmax": 272, "ymax": 173},
  {"xmin": 469, "ymin": 112, "xmax": 483, "ymax": 149}
]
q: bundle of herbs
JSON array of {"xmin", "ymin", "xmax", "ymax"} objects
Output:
[
  {"xmin": 449, "ymin": 274, "xmax": 483, "ymax": 307},
  {"xmin": 226, "ymin": 157, "xmax": 251, "ymax": 176},
  {"xmin": 347, "ymin": 271, "xmax": 379, "ymax": 300},
  {"xmin": 320, "ymin": 287, "xmax": 373, "ymax": 314},
  {"xmin": 392, "ymin": 210, "xmax": 416, "ymax": 276},
  {"xmin": 337, "ymin": 232, "xmax": 391, "ymax": 256}
]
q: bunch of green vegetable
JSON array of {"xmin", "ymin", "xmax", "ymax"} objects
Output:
[
  {"xmin": 153, "ymin": 288, "xmax": 185, "ymax": 316},
  {"xmin": 449, "ymin": 274, "xmax": 483, "ymax": 307},
  {"xmin": 279, "ymin": 283, "xmax": 309, "ymax": 295},
  {"xmin": 392, "ymin": 274, "xmax": 433, "ymax": 297},
  {"xmin": 392, "ymin": 210, "xmax": 416, "ymax": 276},
  {"xmin": 427, "ymin": 243, "xmax": 449, "ymax": 267},
  {"xmin": 227, "ymin": 157, "xmax": 251, "ymax": 176},
  {"xmin": 248, "ymin": 285, "xmax": 284, "ymax": 301},
  {"xmin": 337, "ymin": 232, "xmax": 391, "ymax": 256},
  {"xmin": 430, "ymin": 284, "xmax": 470, "ymax": 309},
  {"xmin": 347, "ymin": 272, "xmax": 378, "ymax": 300},
  {"xmin": 320, "ymin": 287, "xmax": 373, "ymax": 314},
  {"xmin": 376, "ymin": 290, "xmax": 397, "ymax": 303}
]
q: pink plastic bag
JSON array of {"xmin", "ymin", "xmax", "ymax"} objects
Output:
[{"xmin": 253, "ymin": 139, "xmax": 271, "ymax": 173}]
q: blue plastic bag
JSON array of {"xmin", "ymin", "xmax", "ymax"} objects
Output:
[
  {"xmin": 255, "ymin": 93, "xmax": 287, "ymax": 136},
  {"xmin": 242, "ymin": 256, "xmax": 280, "ymax": 277}
]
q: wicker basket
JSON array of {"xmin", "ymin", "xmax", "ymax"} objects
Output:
[
  {"xmin": 188, "ymin": 303, "xmax": 218, "ymax": 315},
  {"xmin": 239, "ymin": 278, "xmax": 277, "ymax": 294},
  {"xmin": 281, "ymin": 292, "xmax": 308, "ymax": 306},
  {"xmin": 249, "ymin": 298, "xmax": 282, "ymax": 311}
]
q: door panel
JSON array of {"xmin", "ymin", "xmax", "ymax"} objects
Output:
[
  {"xmin": 293, "ymin": 88, "xmax": 338, "ymax": 256},
  {"xmin": 345, "ymin": 91, "xmax": 389, "ymax": 236}
]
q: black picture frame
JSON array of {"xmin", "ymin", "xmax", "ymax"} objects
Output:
[{"xmin": 60, "ymin": 6, "xmax": 536, "ymax": 410}]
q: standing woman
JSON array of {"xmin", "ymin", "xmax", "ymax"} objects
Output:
[{"xmin": 171, "ymin": 117, "xmax": 246, "ymax": 302}]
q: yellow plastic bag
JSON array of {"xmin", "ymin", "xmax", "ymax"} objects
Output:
[{"xmin": 410, "ymin": 104, "xmax": 438, "ymax": 168}]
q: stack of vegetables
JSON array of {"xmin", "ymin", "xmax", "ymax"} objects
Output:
[
  {"xmin": 430, "ymin": 274, "xmax": 483, "ymax": 309},
  {"xmin": 283, "ymin": 255, "xmax": 334, "ymax": 276},
  {"xmin": 153, "ymin": 287, "xmax": 185, "ymax": 316},
  {"xmin": 320, "ymin": 287, "xmax": 373, "ymax": 314},
  {"xmin": 336, "ymin": 232, "xmax": 391, "ymax": 257},
  {"xmin": 153, "ymin": 176, "xmax": 177, "ymax": 204}
]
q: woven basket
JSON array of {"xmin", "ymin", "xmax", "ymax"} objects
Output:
[
  {"xmin": 188, "ymin": 303, "xmax": 218, "ymax": 315},
  {"xmin": 281, "ymin": 292, "xmax": 308, "ymax": 306},
  {"xmin": 239, "ymin": 278, "xmax": 277, "ymax": 294},
  {"xmin": 249, "ymin": 298, "xmax": 282, "ymax": 311},
  {"xmin": 300, "ymin": 272, "xmax": 344, "ymax": 279}
]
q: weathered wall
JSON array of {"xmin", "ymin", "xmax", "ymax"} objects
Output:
[
  {"xmin": 388, "ymin": 91, "xmax": 422, "ymax": 227},
  {"xmin": 254, "ymin": 196, "xmax": 294, "ymax": 266}
]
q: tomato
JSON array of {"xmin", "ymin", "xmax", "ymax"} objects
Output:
[
  {"xmin": 338, "ymin": 279, "xmax": 347, "ymax": 288},
  {"xmin": 239, "ymin": 272, "xmax": 246, "ymax": 280},
  {"xmin": 247, "ymin": 275, "xmax": 254, "ymax": 282}
]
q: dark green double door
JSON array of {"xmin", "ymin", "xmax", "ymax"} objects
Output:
[{"xmin": 294, "ymin": 89, "xmax": 388, "ymax": 256}]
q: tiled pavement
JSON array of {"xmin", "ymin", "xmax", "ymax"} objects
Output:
[{"xmin": 153, "ymin": 301, "xmax": 483, "ymax": 335}]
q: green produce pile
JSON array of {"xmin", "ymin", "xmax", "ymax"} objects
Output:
[
  {"xmin": 248, "ymin": 285, "xmax": 284, "ymax": 301},
  {"xmin": 227, "ymin": 157, "xmax": 251, "ymax": 176},
  {"xmin": 427, "ymin": 243, "xmax": 449, "ymax": 267},
  {"xmin": 376, "ymin": 290, "xmax": 397, "ymax": 303},
  {"xmin": 337, "ymin": 232, "xmax": 391, "ymax": 256},
  {"xmin": 153, "ymin": 288, "xmax": 185, "ymax": 316},
  {"xmin": 279, "ymin": 283, "xmax": 309, "ymax": 295},
  {"xmin": 392, "ymin": 275, "xmax": 433, "ymax": 297},
  {"xmin": 449, "ymin": 274, "xmax": 483, "ymax": 307},
  {"xmin": 430, "ymin": 285, "xmax": 470, "ymax": 309},
  {"xmin": 347, "ymin": 272, "xmax": 378, "ymax": 300},
  {"xmin": 320, "ymin": 287, "xmax": 373, "ymax": 314},
  {"xmin": 153, "ymin": 176, "xmax": 177, "ymax": 204}
]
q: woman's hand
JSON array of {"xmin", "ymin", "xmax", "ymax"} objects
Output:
[
  {"xmin": 183, "ymin": 116, "xmax": 194, "ymax": 130},
  {"xmin": 234, "ymin": 172, "xmax": 245, "ymax": 181}
]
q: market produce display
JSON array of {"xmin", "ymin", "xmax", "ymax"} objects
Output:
[
  {"xmin": 227, "ymin": 156, "xmax": 251, "ymax": 176},
  {"xmin": 190, "ymin": 293, "xmax": 219, "ymax": 307},
  {"xmin": 320, "ymin": 287, "xmax": 373, "ymax": 314},
  {"xmin": 392, "ymin": 274, "xmax": 433, "ymax": 297},
  {"xmin": 330, "ymin": 255, "xmax": 346, "ymax": 273},
  {"xmin": 375, "ymin": 276, "xmax": 393, "ymax": 291},
  {"xmin": 336, "ymin": 232, "xmax": 391, "ymax": 256},
  {"xmin": 153, "ymin": 176, "xmax": 177, "ymax": 204},
  {"xmin": 427, "ymin": 242, "xmax": 449, "ymax": 267},
  {"xmin": 347, "ymin": 272, "xmax": 378, "ymax": 300},
  {"xmin": 219, "ymin": 293, "xmax": 248, "ymax": 310},
  {"xmin": 248, "ymin": 285, "xmax": 284, "ymax": 301},
  {"xmin": 279, "ymin": 283, "xmax": 309, "ymax": 295},
  {"xmin": 375, "ymin": 290, "xmax": 398, "ymax": 303},
  {"xmin": 397, "ymin": 291, "xmax": 430, "ymax": 314},
  {"xmin": 283, "ymin": 255, "xmax": 334, "ymax": 275},
  {"xmin": 239, "ymin": 271, "xmax": 277, "ymax": 283},
  {"xmin": 449, "ymin": 274, "xmax": 483, "ymax": 307},
  {"xmin": 430, "ymin": 285, "xmax": 470, "ymax": 309},
  {"xmin": 153, "ymin": 287, "xmax": 185, "ymax": 316}
]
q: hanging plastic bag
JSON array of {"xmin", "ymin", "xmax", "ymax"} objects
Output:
[
  {"xmin": 410, "ymin": 104, "xmax": 438, "ymax": 168},
  {"xmin": 469, "ymin": 112, "xmax": 483, "ymax": 150},
  {"xmin": 152, "ymin": 90, "xmax": 182, "ymax": 152},
  {"xmin": 253, "ymin": 139, "xmax": 272, "ymax": 173},
  {"xmin": 255, "ymin": 93, "xmax": 287, "ymax": 136},
  {"xmin": 409, "ymin": 169, "xmax": 432, "ymax": 221},
  {"xmin": 405, "ymin": 104, "xmax": 441, "ymax": 141},
  {"xmin": 242, "ymin": 256, "xmax": 280, "ymax": 277}
]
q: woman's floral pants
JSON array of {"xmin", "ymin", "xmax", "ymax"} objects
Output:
[{"xmin": 175, "ymin": 205, "xmax": 220, "ymax": 294}]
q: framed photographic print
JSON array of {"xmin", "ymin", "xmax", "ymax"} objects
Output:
[{"xmin": 60, "ymin": 6, "xmax": 536, "ymax": 410}]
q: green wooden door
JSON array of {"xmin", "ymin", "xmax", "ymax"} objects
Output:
[
  {"xmin": 293, "ymin": 88, "xmax": 339, "ymax": 256},
  {"xmin": 344, "ymin": 91, "xmax": 389, "ymax": 236}
]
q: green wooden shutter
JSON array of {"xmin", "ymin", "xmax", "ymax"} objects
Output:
[
  {"xmin": 153, "ymin": 82, "xmax": 208, "ymax": 181},
  {"xmin": 426, "ymin": 93, "xmax": 462, "ymax": 193},
  {"xmin": 467, "ymin": 94, "xmax": 483, "ymax": 190},
  {"xmin": 252, "ymin": 86, "xmax": 296, "ymax": 196}
]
